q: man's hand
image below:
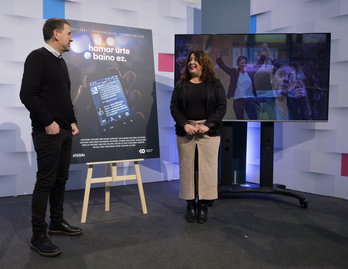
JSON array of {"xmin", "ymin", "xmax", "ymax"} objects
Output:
[
  {"xmin": 45, "ymin": 121, "xmax": 60, "ymax": 135},
  {"xmin": 71, "ymin": 122, "xmax": 79, "ymax": 136}
]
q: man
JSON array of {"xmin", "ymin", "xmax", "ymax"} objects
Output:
[{"xmin": 20, "ymin": 18, "xmax": 82, "ymax": 257}]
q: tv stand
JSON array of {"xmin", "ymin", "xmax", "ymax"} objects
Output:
[
  {"xmin": 219, "ymin": 122, "xmax": 308, "ymax": 208},
  {"xmin": 219, "ymin": 183, "xmax": 308, "ymax": 208}
]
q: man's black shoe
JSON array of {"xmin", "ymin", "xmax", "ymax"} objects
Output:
[
  {"xmin": 48, "ymin": 219, "xmax": 83, "ymax": 236},
  {"xmin": 30, "ymin": 234, "xmax": 61, "ymax": 257}
]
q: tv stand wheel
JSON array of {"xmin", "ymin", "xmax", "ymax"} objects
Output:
[{"xmin": 300, "ymin": 200, "xmax": 308, "ymax": 209}]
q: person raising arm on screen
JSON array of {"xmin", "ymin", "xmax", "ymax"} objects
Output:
[{"xmin": 214, "ymin": 45, "xmax": 273, "ymax": 120}]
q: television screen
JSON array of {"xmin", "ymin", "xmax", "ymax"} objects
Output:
[{"xmin": 174, "ymin": 33, "xmax": 331, "ymax": 122}]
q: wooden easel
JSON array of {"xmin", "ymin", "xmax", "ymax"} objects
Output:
[{"xmin": 81, "ymin": 159, "xmax": 147, "ymax": 223}]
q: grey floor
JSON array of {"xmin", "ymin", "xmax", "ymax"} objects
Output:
[{"xmin": 1, "ymin": 180, "xmax": 348, "ymax": 269}]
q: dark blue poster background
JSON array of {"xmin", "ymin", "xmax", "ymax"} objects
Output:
[{"xmin": 64, "ymin": 20, "xmax": 159, "ymax": 164}]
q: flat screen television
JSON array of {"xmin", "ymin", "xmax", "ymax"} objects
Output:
[{"xmin": 174, "ymin": 33, "xmax": 331, "ymax": 122}]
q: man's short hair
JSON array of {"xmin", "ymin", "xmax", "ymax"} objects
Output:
[{"xmin": 43, "ymin": 18, "xmax": 70, "ymax": 42}]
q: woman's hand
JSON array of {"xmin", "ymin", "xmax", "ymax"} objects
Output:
[
  {"xmin": 184, "ymin": 124, "xmax": 198, "ymax": 136},
  {"xmin": 197, "ymin": 125, "xmax": 209, "ymax": 134}
]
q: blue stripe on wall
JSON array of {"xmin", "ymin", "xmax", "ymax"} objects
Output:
[
  {"xmin": 249, "ymin": 15, "xmax": 256, "ymax": 33},
  {"xmin": 43, "ymin": 0, "xmax": 65, "ymax": 19}
]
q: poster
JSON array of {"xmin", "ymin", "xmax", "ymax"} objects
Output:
[{"xmin": 64, "ymin": 20, "xmax": 159, "ymax": 164}]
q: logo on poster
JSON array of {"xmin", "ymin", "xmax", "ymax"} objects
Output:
[{"xmin": 73, "ymin": 153, "xmax": 86, "ymax": 158}]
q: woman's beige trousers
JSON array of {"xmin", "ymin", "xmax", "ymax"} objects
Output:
[{"xmin": 176, "ymin": 120, "xmax": 221, "ymax": 200}]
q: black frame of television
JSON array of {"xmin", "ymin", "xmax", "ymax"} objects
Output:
[{"xmin": 174, "ymin": 33, "xmax": 331, "ymax": 122}]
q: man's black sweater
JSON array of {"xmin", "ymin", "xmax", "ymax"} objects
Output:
[{"xmin": 20, "ymin": 47, "xmax": 76, "ymax": 132}]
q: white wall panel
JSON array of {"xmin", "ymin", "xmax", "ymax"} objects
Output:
[
  {"xmin": 270, "ymin": 5, "xmax": 298, "ymax": 30},
  {"xmin": 334, "ymin": 177, "xmax": 348, "ymax": 198},
  {"xmin": 330, "ymin": 62, "xmax": 348, "ymax": 91},
  {"xmin": 12, "ymin": 0, "xmax": 42, "ymax": 17},
  {"xmin": 250, "ymin": 0, "xmax": 275, "ymax": 15},
  {"xmin": 342, "ymin": 0, "xmax": 348, "ymax": 13},
  {"xmin": 335, "ymin": 130, "xmax": 348, "ymax": 153}
]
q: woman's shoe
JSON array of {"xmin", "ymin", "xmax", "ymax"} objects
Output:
[
  {"xmin": 186, "ymin": 200, "xmax": 196, "ymax": 222},
  {"xmin": 197, "ymin": 200, "xmax": 208, "ymax": 224}
]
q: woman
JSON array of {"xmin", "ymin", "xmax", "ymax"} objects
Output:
[{"xmin": 170, "ymin": 50, "xmax": 227, "ymax": 224}]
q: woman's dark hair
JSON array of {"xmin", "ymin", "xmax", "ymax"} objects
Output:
[
  {"xmin": 43, "ymin": 18, "xmax": 70, "ymax": 42},
  {"xmin": 180, "ymin": 50, "xmax": 216, "ymax": 82}
]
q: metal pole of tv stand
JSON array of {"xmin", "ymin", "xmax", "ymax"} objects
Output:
[{"xmin": 219, "ymin": 122, "xmax": 309, "ymax": 208}]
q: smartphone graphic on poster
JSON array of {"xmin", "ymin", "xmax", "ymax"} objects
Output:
[{"xmin": 86, "ymin": 69, "xmax": 133, "ymax": 130}]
